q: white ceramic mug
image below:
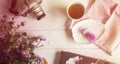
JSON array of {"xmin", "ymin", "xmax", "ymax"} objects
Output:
[{"xmin": 67, "ymin": 2, "xmax": 85, "ymax": 28}]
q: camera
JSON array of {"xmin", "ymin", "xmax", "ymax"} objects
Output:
[{"xmin": 9, "ymin": 0, "xmax": 45, "ymax": 20}]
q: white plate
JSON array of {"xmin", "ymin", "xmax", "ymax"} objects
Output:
[{"xmin": 72, "ymin": 19, "xmax": 104, "ymax": 44}]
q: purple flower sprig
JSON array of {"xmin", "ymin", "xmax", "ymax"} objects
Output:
[
  {"xmin": 81, "ymin": 28, "xmax": 96, "ymax": 43},
  {"xmin": 21, "ymin": 50, "xmax": 31, "ymax": 58},
  {"xmin": 31, "ymin": 35, "xmax": 47, "ymax": 48}
]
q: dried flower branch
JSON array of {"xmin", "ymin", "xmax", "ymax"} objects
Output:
[{"xmin": 0, "ymin": 15, "xmax": 47, "ymax": 64}]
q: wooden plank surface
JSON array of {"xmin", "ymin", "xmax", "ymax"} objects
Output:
[{"xmin": 0, "ymin": 0, "xmax": 120, "ymax": 64}]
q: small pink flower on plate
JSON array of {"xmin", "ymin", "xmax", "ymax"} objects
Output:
[{"xmin": 81, "ymin": 28, "xmax": 96, "ymax": 43}]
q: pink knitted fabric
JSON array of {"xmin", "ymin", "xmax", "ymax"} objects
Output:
[
  {"xmin": 82, "ymin": 0, "xmax": 120, "ymax": 55},
  {"xmin": 82, "ymin": 0, "xmax": 117, "ymax": 24},
  {"xmin": 95, "ymin": 5, "xmax": 120, "ymax": 55}
]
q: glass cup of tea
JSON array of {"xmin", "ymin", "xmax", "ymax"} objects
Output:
[{"xmin": 67, "ymin": 2, "xmax": 85, "ymax": 29}]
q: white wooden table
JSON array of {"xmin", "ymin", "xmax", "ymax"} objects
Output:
[{"xmin": 0, "ymin": 0, "xmax": 120, "ymax": 64}]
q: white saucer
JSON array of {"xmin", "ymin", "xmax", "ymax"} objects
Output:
[{"xmin": 72, "ymin": 19, "xmax": 104, "ymax": 44}]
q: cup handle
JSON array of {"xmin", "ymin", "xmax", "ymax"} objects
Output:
[{"xmin": 69, "ymin": 20, "xmax": 75, "ymax": 29}]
